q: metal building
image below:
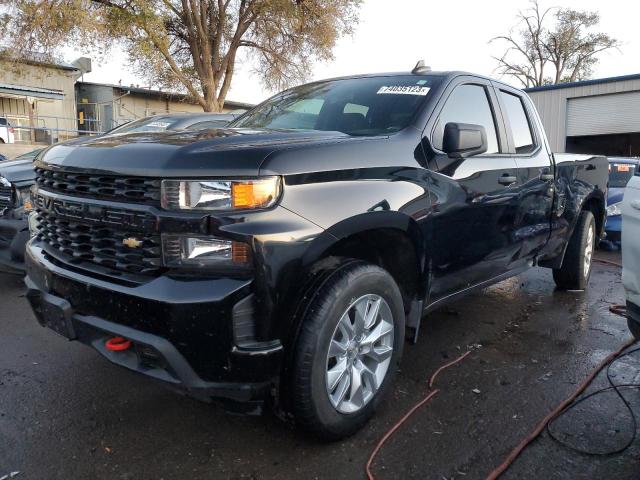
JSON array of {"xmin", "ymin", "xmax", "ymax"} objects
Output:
[
  {"xmin": 525, "ymin": 73, "xmax": 640, "ymax": 157},
  {"xmin": 75, "ymin": 82, "xmax": 254, "ymax": 133}
]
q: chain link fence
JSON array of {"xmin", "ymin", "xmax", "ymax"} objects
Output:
[{"xmin": 0, "ymin": 113, "xmax": 106, "ymax": 145}]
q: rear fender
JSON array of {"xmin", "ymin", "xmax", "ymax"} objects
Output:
[{"xmin": 539, "ymin": 190, "xmax": 605, "ymax": 269}]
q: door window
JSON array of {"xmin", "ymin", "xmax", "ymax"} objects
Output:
[
  {"xmin": 499, "ymin": 91, "xmax": 536, "ymax": 154},
  {"xmin": 432, "ymin": 84, "xmax": 500, "ymax": 154}
]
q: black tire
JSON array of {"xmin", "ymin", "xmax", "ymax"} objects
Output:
[
  {"xmin": 628, "ymin": 318, "xmax": 640, "ymax": 340},
  {"xmin": 553, "ymin": 210, "xmax": 596, "ymax": 290},
  {"xmin": 291, "ymin": 260, "xmax": 405, "ymax": 440}
]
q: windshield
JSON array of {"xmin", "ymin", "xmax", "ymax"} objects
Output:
[
  {"xmin": 609, "ymin": 162, "xmax": 637, "ymax": 188},
  {"xmin": 107, "ymin": 116, "xmax": 182, "ymax": 135},
  {"xmin": 231, "ymin": 75, "xmax": 441, "ymax": 136}
]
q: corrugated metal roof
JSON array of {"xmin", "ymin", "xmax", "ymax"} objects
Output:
[
  {"xmin": 0, "ymin": 83, "xmax": 64, "ymax": 100},
  {"xmin": 524, "ymin": 73, "xmax": 640, "ymax": 93},
  {"xmin": 76, "ymin": 81, "xmax": 254, "ymax": 109}
]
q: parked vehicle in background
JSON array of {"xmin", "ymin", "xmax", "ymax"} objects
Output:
[
  {"xmin": 24, "ymin": 68, "xmax": 607, "ymax": 439},
  {"xmin": 622, "ymin": 167, "xmax": 640, "ymax": 339},
  {"xmin": 14, "ymin": 148, "xmax": 44, "ymax": 162},
  {"xmin": 0, "ymin": 150, "xmax": 40, "ymax": 273},
  {"xmin": 0, "ymin": 118, "xmax": 15, "ymax": 144},
  {"xmin": 107, "ymin": 112, "xmax": 240, "ymax": 135},
  {"xmin": 603, "ymin": 158, "xmax": 639, "ymax": 246}
]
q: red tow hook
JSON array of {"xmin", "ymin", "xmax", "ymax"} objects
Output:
[{"xmin": 105, "ymin": 336, "xmax": 132, "ymax": 352}]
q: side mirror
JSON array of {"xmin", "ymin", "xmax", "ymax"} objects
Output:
[{"xmin": 442, "ymin": 122, "xmax": 487, "ymax": 158}]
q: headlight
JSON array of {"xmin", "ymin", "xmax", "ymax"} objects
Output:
[
  {"xmin": 161, "ymin": 177, "xmax": 281, "ymax": 211},
  {"xmin": 607, "ymin": 202, "xmax": 622, "ymax": 216},
  {"xmin": 162, "ymin": 234, "xmax": 251, "ymax": 268}
]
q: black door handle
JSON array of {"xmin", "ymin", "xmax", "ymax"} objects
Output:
[
  {"xmin": 498, "ymin": 174, "xmax": 517, "ymax": 185},
  {"xmin": 540, "ymin": 173, "xmax": 554, "ymax": 181}
]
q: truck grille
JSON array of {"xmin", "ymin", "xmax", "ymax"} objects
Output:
[
  {"xmin": 35, "ymin": 168, "xmax": 161, "ymax": 206},
  {"xmin": 34, "ymin": 210, "xmax": 162, "ymax": 275},
  {"xmin": 0, "ymin": 183, "xmax": 12, "ymax": 209}
]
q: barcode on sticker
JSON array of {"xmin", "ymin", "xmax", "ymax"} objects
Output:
[{"xmin": 377, "ymin": 86, "xmax": 430, "ymax": 96}]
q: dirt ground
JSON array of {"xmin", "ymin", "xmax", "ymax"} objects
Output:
[{"xmin": 1, "ymin": 251, "xmax": 638, "ymax": 479}]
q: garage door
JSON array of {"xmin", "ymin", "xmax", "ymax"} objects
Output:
[{"xmin": 567, "ymin": 91, "xmax": 640, "ymax": 136}]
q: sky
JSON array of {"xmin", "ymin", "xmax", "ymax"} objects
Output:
[{"xmin": 69, "ymin": 0, "xmax": 639, "ymax": 105}]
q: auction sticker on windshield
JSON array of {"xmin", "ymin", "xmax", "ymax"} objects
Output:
[{"xmin": 377, "ymin": 85, "xmax": 430, "ymax": 95}]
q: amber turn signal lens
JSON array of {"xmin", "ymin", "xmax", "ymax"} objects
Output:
[
  {"xmin": 232, "ymin": 178, "xmax": 279, "ymax": 209},
  {"xmin": 232, "ymin": 241, "xmax": 251, "ymax": 264}
]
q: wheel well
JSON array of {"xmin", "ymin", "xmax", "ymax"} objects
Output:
[
  {"xmin": 582, "ymin": 197, "xmax": 605, "ymax": 236},
  {"xmin": 321, "ymin": 228, "xmax": 422, "ymax": 311}
]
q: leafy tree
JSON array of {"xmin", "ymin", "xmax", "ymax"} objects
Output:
[
  {"xmin": 1, "ymin": 0, "xmax": 361, "ymax": 111},
  {"xmin": 491, "ymin": 0, "xmax": 619, "ymax": 88}
]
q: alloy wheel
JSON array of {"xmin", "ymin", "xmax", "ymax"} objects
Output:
[
  {"xmin": 584, "ymin": 223, "xmax": 594, "ymax": 278},
  {"xmin": 325, "ymin": 294, "xmax": 394, "ymax": 414}
]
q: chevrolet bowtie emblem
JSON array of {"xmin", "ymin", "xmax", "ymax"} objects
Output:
[{"xmin": 122, "ymin": 237, "xmax": 143, "ymax": 248}]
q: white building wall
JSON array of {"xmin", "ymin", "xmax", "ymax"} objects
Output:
[{"xmin": 0, "ymin": 60, "xmax": 79, "ymax": 140}]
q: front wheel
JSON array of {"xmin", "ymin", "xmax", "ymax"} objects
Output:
[
  {"xmin": 553, "ymin": 210, "xmax": 596, "ymax": 290},
  {"xmin": 291, "ymin": 260, "xmax": 405, "ymax": 440}
]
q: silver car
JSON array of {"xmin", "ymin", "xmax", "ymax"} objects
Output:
[{"xmin": 622, "ymin": 168, "xmax": 640, "ymax": 338}]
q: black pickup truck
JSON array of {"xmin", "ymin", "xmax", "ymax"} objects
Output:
[{"xmin": 24, "ymin": 69, "xmax": 607, "ymax": 439}]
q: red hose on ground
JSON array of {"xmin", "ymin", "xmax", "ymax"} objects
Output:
[
  {"xmin": 486, "ymin": 256, "xmax": 632, "ymax": 479},
  {"xmin": 485, "ymin": 337, "xmax": 636, "ymax": 480},
  {"xmin": 365, "ymin": 350, "xmax": 471, "ymax": 480},
  {"xmin": 593, "ymin": 257, "xmax": 626, "ymax": 315},
  {"xmin": 368, "ymin": 255, "xmax": 629, "ymax": 480},
  {"xmin": 594, "ymin": 257, "xmax": 623, "ymax": 268}
]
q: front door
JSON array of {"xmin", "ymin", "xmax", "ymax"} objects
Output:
[{"xmin": 422, "ymin": 80, "xmax": 521, "ymax": 302}]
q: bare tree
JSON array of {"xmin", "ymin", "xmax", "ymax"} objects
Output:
[
  {"xmin": 0, "ymin": 0, "xmax": 362, "ymax": 111},
  {"xmin": 491, "ymin": 0, "xmax": 619, "ymax": 88}
]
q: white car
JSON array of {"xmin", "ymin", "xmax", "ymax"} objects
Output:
[
  {"xmin": 622, "ymin": 170, "xmax": 640, "ymax": 338},
  {"xmin": 0, "ymin": 118, "xmax": 15, "ymax": 144}
]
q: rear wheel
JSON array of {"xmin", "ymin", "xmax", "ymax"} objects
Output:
[
  {"xmin": 553, "ymin": 210, "xmax": 596, "ymax": 290},
  {"xmin": 291, "ymin": 260, "xmax": 405, "ymax": 440}
]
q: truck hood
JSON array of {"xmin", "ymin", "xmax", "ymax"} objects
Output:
[
  {"xmin": 0, "ymin": 159, "xmax": 36, "ymax": 186},
  {"xmin": 38, "ymin": 128, "xmax": 354, "ymax": 177}
]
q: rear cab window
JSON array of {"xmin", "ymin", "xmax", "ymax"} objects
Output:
[{"xmin": 499, "ymin": 90, "xmax": 536, "ymax": 154}]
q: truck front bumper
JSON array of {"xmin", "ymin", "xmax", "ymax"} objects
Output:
[
  {"xmin": 0, "ymin": 216, "xmax": 29, "ymax": 273},
  {"xmin": 24, "ymin": 243, "xmax": 283, "ymax": 403}
]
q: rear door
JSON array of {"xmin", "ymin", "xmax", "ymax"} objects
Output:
[
  {"xmin": 494, "ymin": 85, "xmax": 554, "ymax": 260},
  {"xmin": 423, "ymin": 77, "xmax": 521, "ymax": 302}
]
